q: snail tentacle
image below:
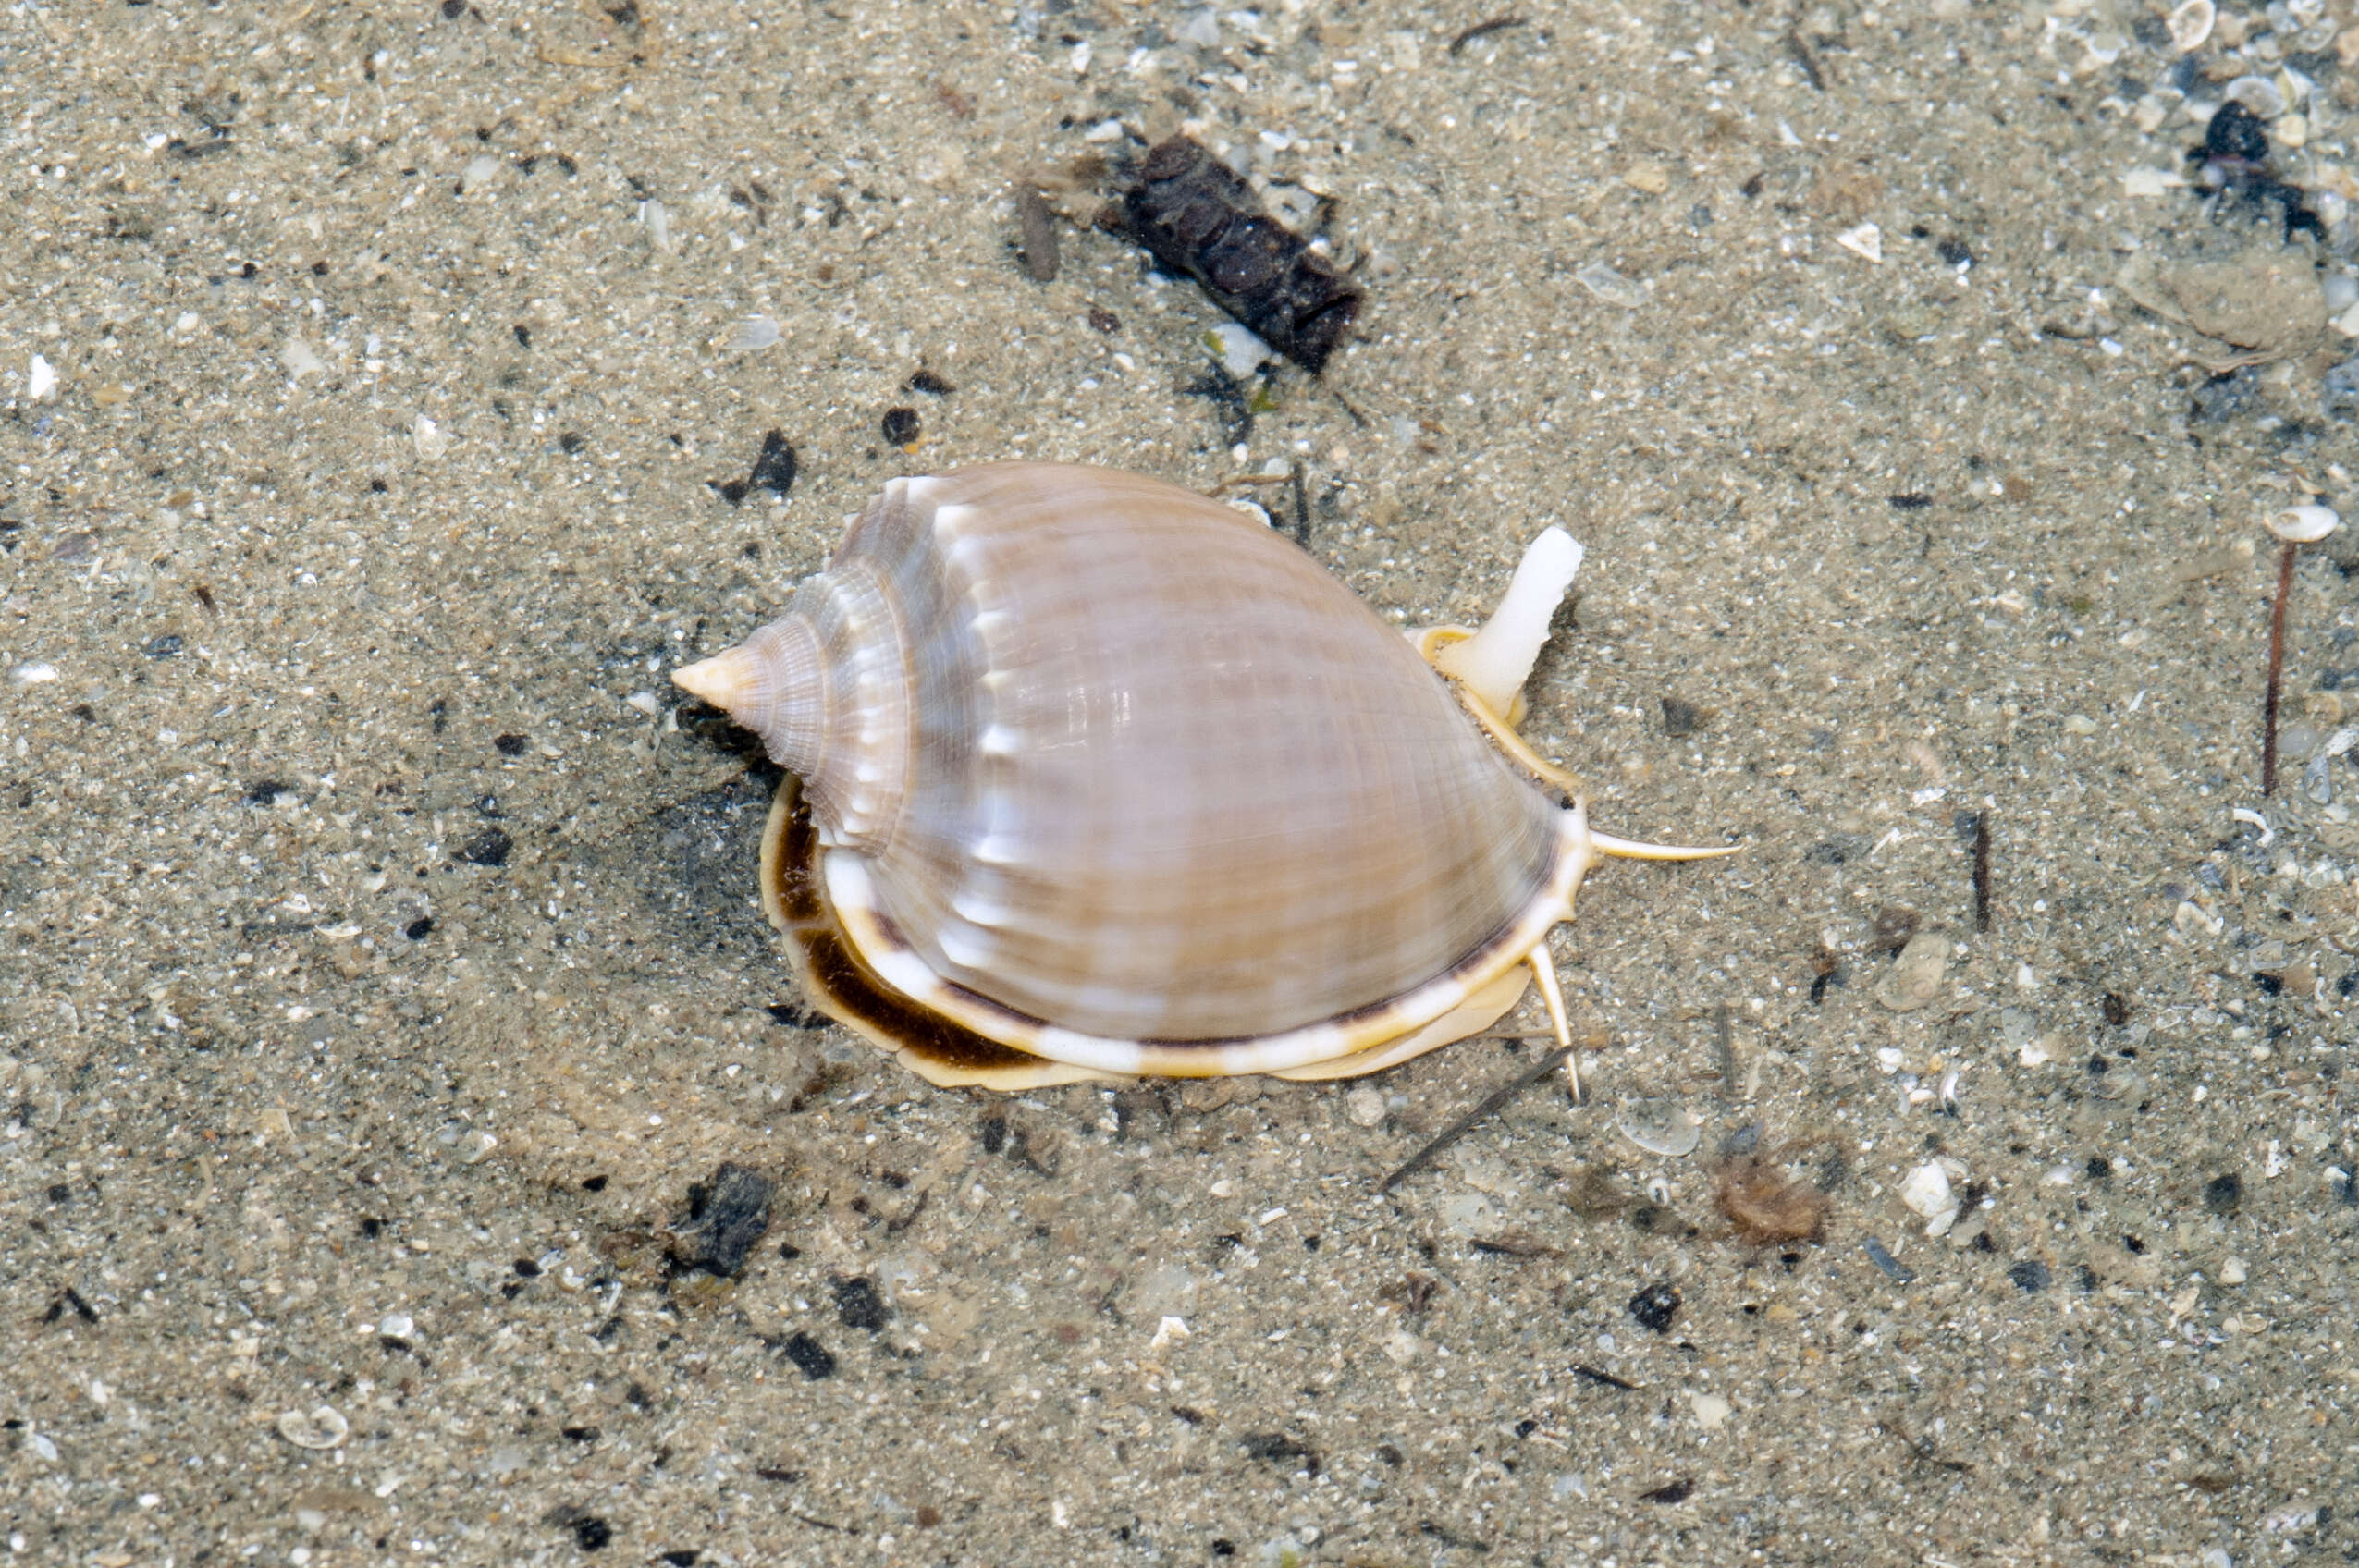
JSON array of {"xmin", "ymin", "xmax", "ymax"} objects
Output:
[
  {"xmin": 1525, "ymin": 938, "xmax": 1579, "ymax": 1104},
  {"xmin": 1587, "ymin": 830, "xmax": 1743, "ymax": 862}
]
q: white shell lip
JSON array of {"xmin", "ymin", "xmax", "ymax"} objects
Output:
[
  {"xmin": 2267, "ymin": 504, "xmax": 2341, "ymax": 544},
  {"xmin": 816, "ymin": 807, "xmax": 1598, "ymax": 1079}
]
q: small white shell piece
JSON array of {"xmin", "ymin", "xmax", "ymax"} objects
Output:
[
  {"xmin": 2267, "ymin": 504, "xmax": 2341, "ymax": 544},
  {"xmin": 2168, "ymin": 0, "xmax": 2215, "ymax": 53}
]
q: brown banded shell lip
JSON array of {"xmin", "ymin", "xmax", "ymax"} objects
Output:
[
  {"xmin": 760, "ymin": 779, "xmax": 1126, "ymax": 1090},
  {"xmin": 760, "ymin": 777, "xmax": 1582, "ymax": 1088},
  {"xmin": 809, "ymin": 805, "xmax": 1597, "ymax": 1081}
]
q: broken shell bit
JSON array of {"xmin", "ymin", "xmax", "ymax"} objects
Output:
[
  {"xmin": 672, "ymin": 463, "xmax": 1736, "ymax": 1092},
  {"xmin": 2267, "ymin": 504, "xmax": 2341, "ymax": 544},
  {"xmin": 1616, "ymin": 1099, "xmax": 1703, "ymax": 1158},
  {"xmin": 276, "ymin": 1404, "xmax": 350, "ymax": 1449},
  {"xmin": 2167, "ymin": 0, "xmax": 2215, "ymax": 52}
]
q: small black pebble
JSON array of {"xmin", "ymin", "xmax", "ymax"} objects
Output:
[
  {"xmin": 880, "ymin": 407, "xmax": 921, "ymax": 446},
  {"xmin": 513, "ymin": 324, "xmax": 533, "ymax": 348},
  {"xmin": 660, "ymin": 1553, "xmax": 700, "ymax": 1567},
  {"xmin": 765, "ymin": 1002, "xmax": 823, "ymax": 1029},
  {"xmin": 404, "ymin": 917, "xmax": 434, "ymax": 940},
  {"xmin": 2204, "ymin": 1172, "xmax": 2242, "ymax": 1217},
  {"xmin": 1211, "ymin": 1544, "xmax": 1236, "ymax": 1559},
  {"xmin": 1887, "ymin": 493, "xmax": 1934, "ymax": 510},
  {"xmin": 1240, "ymin": 1432, "xmax": 1316, "ymax": 1468},
  {"xmin": 748, "ymin": 429, "xmax": 797, "ymax": 499},
  {"xmin": 781, "ymin": 1331, "xmax": 836, "ymax": 1379},
  {"xmin": 359, "ymin": 1217, "xmax": 384, "ymax": 1239},
  {"xmin": 1639, "ymin": 1477, "xmax": 1695, "ymax": 1503},
  {"xmin": 245, "ymin": 779, "xmax": 292, "ymax": 806},
  {"xmin": 582, "ymin": 1174, "xmax": 609, "ymax": 1193},
  {"xmin": 2008, "ymin": 1259, "xmax": 2051, "ymax": 1293},
  {"xmin": 980, "ymin": 1115, "xmax": 1008, "ymax": 1155},
  {"xmin": 1628, "ymin": 1281, "xmax": 1681, "ymax": 1334},
  {"xmin": 143, "ymin": 633, "xmax": 183, "ymax": 658},
  {"xmin": 570, "ymin": 1515, "xmax": 611, "ymax": 1551},
  {"xmin": 2087, "ymin": 1054, "xmax": 2109, "ymax": 1075},
  {"xmin": 832, "ymin": 1275, "xmax": 889, "ymax": 1331},
  {"xmin": 461, "ymin": 827, "xmax": 513, "ymax": 867},
  {"xmin": 906, "ymin": 368, "xmax": 955, "ymax": 395},
  {"xmin": 311, "ymin": 259, "xmax": 330, "ymax": 276},
  {"xmin": 46, "ymin": 1183, "xmax": 69, "ymax": 1204},
  {"xmin": 494, "ymin": 733, "xmax": 528, "ymax": 756},
  {"xmin": 1659, "ymin": 695, "xmax": 1701, "ymax": 737},
  {"xmin": 2202, "ymin": 100, "xmax": 2269, "ymax": 164},
  {"xmin": 2102, "ymin": 991, "xmax": 2131, "ymax": 1025},
  {"xmin": 2252, "ymin": 972, "xmax": 2282, "ymax": 996},
  {"xmin": 558, "ymin": 431, "xmax": 585, "ymax": 455},
  {"xmin": 1935, "ymin": 236, "xmax": 1972, "ymax": 267},
  {"xmin": 670, "ymin": 1163, "xmax": 774, "ymax": 1277},
  {"xmin": 561, "ymin": 1425, "xmax": 600, "ymax": 1443},
  {"xmin": 513, "ymin": 1257, "xmax": 542, "ymax": 1277},
  {"xmin": 2085, "ymin": 1156, "xmax": 2112, "ymax": 1180},
  {"xmin": 441, "ymin": 0, "xmax": 466, "ymax": 17}
]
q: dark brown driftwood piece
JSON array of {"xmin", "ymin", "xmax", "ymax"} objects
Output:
[{"xmin": 1122, "ymin": 136, "xmax": 1363, "ymax": 374}]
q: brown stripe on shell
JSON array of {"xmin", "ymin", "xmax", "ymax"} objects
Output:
[
  {"xmin": 762, "ymin": 781, "xmax": 1107, "ymax": 1088},
  {"xmin": 794, "ymin": 790, "xmax": 1594, "ymax": 1082},
  {"xmin": 760, "ymin": 778, "xmax": 1579, "ymax": 1088}
]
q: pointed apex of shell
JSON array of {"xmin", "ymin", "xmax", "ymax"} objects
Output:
[
  {"xmin": 1435, "ymin": 527, "xmax": 1585, "ymax": 715},
  {"xmin": 671, "ymin": 643, "xmax": 763, "ymax": 717},
  {"xmin": 671, "ymin": 616, "xmax": 829, "ymax": 776}
]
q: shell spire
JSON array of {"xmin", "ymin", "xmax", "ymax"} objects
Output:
[{"xmin": 673, "ymin": 615, "xmax": 829, "ymax": 777}]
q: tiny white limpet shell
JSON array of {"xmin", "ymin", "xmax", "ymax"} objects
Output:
[
  {"xmin": 276, "ymin": 1404, "xmax": 350, "ymax": 1449},
  {"xmin": 1616, "ymin": 1099, "xmax": 1703, "ymax": 1158},
  {"xmin": 2168, "ymin": 0, "xmax": 2215, "ymax": 53},
  {"xmin": 2267, "ymin": 504, "xmax": 2340, "ymax": 544}
]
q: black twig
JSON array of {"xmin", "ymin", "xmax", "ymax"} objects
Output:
[
  {"xmin": 1972, "ymin": 812, "xmax": 1992, "ymax": 933},
  {"xmin": 2262, "ymin": 540, "xmax": 2296, "ymax": 796},
  {"xmin": 1378, "ymin": 1047, "xmax": 1570, "ymax": 1193},
  {"xmin": 1712, "ymin": 1003, "xmax": 1733, "ymax": 1098},
  {"xmin": 1448, "ymin": 13, "xmax": 1527, "ymax": 55},
  {"xmin": 1787, "ymin": 28, "xmax": 1827, "ymax": 90}
]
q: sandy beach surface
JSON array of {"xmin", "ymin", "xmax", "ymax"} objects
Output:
[{"xmin": 5, "ymin": 0, "xmax": 2358, "ymax": 1562}]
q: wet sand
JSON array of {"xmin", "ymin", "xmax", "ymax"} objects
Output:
[{"xmin": 4, "ymin": 1, "xmax": 2357, "ymax": 1563}]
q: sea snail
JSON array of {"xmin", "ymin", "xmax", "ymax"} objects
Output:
[{"xmin": 673, "ymin": 462, "xmax": 1732, "ymax": 1094}]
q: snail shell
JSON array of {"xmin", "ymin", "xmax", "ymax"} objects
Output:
[{"xmin": 676, "ymin": 462, "xmax": 1723, "ymax": 1089}]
